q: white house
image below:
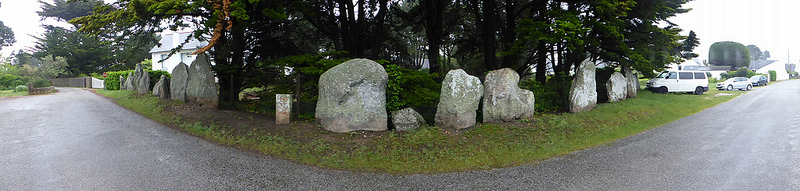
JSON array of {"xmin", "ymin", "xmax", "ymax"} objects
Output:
[
  {"xmin": 754, "ymin": 59, "xmax": 791, "ymax": 81},
  {"xmin": 149, "ymin": 30, "xmax": 209, "ymax": 73}
]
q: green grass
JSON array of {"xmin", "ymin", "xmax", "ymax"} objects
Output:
[
  {"xmin": 0, "ymin": 90, "xmax": 28, "ymax": 97},
  {"xmin": 96, "ymin": 88, "xmax": 744, "ymax": 174}
]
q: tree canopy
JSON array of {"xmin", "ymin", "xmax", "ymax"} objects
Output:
[
  {"xmin": 709, "ymin": 41, "xmax": 750, "ymax": 70},
  {"xmin": 0, "ymin": 20, "xmax": 14, "ymax": 52},
  {"xmin": 69, "ymin": 0, "xmax": 694, "ymax": 108}
]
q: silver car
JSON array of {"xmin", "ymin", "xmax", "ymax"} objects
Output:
[{"xmin": 716, "ymin": 77, "xmax": 752, "ymax": 91}]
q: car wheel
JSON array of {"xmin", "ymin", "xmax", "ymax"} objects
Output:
[
  {"xmin": 726, "ymin": 85, "xmax": 733, "ymax": 91},
  {"xmin": 658, "ymin": 87, "xmax": 668, "ymax": 94},
  {"xmin": 747, "ymin": 84, "xmax": 752, "ymax": 91},
  {"xmin": 694, "ymin": 87, "xmax": 704, "ymax": 95}
]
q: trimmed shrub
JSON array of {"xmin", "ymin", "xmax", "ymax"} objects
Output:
[{"xmin": 769, "ymin": 70, "xmax": 777, "ymax": 81}]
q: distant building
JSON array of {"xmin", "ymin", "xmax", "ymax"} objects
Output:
[{"xmin": 149, "ymin": 30, "xmax": 210, "ymax": 73}]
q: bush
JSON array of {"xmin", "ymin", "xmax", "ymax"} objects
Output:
[
  {"xmin": 0, "ymin": 74, "xmax": 25, "ymax": 90},
  {"xmin": 104, "ymin": 70, "xmax": 171, "ymax": 90},
  {"xmin": 14, "ymin": 85, "xmax": 27, "ymax": 92},
  {"xmin": 520, "ymin": 74, "xmax": 572, "ymax": 113},
  {"xmin": 32, "ymin": 79, "xmax": 52, "ymax": 88},
  {"xmin": 769, "ymin": 70, "xmax": 777, "ymax": 81},
  {"xmin": 385, "ymin": 65, "xmax": 440, "ymax": 124}
]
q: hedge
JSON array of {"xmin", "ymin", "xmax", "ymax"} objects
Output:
[
  {"xmin": 105, "ymin": 70, "xmax": 171, "ymax": 90},
  {"xmin": 769, "ymin": 70, "xmax": 777, "ymax": 82}
]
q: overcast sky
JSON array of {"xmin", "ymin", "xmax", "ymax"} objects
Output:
[{"xmin": 1, "ymin": 0, "xmax": 799, "ymax": 63}]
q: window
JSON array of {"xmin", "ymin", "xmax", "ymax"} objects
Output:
[
  {"xmin": 693, "ymin": 72, "xmax": 706, "ymax": 79},
  {"xmin": 678, "ymin": 72, "xmax": 693, "ymax": 79},
  {"xmin": 666, "ymin": 72, "xmax": 678, "ymax": 79},
  {"xmin": 160, "ymin": 54, "xmax": 168, "ymax": 69},
  {"xmin": 180, "ymin": 53, "xmax": 188, "ymax": 63}
]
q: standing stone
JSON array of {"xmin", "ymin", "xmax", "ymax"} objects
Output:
[
  {"xmin": 569, "ymin": 59, "xmax": 597, "ymax": 113},
  {"xmin": 435, "ymin": 69, "xmax": 483, "ymax": 129},
  {"xmin": 623, "ymin": 66, "xmax": 638, "ymax": 98},
  {"xmin": 392, "ymin": 108, "xmax": 426, "ymax": 131},
  {"xmin": 186, "ymin": 54, "xmax": 218, "ymax": 109},
  {"xmin": 276, "ymin": 94, "xmax": 292, "ymax": 124},
  {"xmin": 136, "ymin": 70, "xmax": 150, "ymax": 94},
  {"xmin": 132, "ymin": 63, "xmax": 144, "ymax": 91},
  {"xmin": 119, "ymin": 75, "xmax": 126, "ymax": 90},
  {"xmin": 482, "ymin": 68, "xmax": 535, "ymax": 123},
  {"xmin": 170, "ymin": 62, "xmax": 190, "ymax": 102},
  {"xmin": 316, "ymin": 59, "xmax": 388, "ymax": 133},
  {"xmin": 152, "ymin": 75, "xmax": 170, "ymax": 99},
  {"xmin": 606, "ymin": 72, "xmax": 627, "ymax": 102},
  {"xmin": 124, "ymin": 72, "xmax": 135, "ymax": 90}
]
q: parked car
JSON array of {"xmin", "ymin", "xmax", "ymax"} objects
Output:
[
  {"xmin": 716, "ymin": 77, "xmax": 752, "ymax": 91},
  {"xmin": 646, "ymin": 70, "xmax": 709, "ymax": 95},
  {"xmin": 749, "ymin": 75, "xmax": 768, "ymax": 86}
]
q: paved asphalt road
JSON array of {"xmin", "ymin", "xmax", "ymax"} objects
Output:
[{"xmin": 2, "ymin": 81, "xmax": 800, "ymax": 190}]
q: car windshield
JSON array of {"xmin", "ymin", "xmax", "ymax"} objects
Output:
[
  {"xmin": 656, "ymin": 72, "xmax": 669, "ymax": 78},
  {"xmin": 750, "ymin": 76, "xmax": 759, "ymax": 81},
  {"xmin": 725, "ymin": 78, "xmax": 737, "ymax": 82}
]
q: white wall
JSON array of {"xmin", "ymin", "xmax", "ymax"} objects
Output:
[
  {"xmin": 151, "ymin": 50, "xmax": 198, "ymax": 74},
  {"xmin": 756, "ymin": 62, "xmax": 789, "ymax": 81}
]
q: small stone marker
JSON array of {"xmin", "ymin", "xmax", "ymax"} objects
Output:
[{"xmin": 276, "ymin": 94, "xmax": 292, "ymax": 124}]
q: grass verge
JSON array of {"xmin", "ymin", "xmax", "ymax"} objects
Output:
[
  {"xmin": 96, "ymin": 88, "xmax": 744, "ymax": 174},
  {"xmin": 0, "ymin": 90, "xmax": 28, "ymax": 97}
]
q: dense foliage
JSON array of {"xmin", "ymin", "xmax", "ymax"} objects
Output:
[
  {"xmin": 709, "ymin": 41, "xmax": 751, "ymax": 70},
  {"xmin": 63, "ymin": 0, "xmax": 694, "ymax": 111},
  {"xmin": 386, "ymin": 65, "xmax": 441, "ymax": 123}
]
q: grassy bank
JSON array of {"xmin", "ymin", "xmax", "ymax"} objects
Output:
[
  {"xmin": 0, "ymin": 90, "xmax": 28, "ymax": 97},
  {"xmin": 96, "ymin": 88, "xmax": 744, "ymax": 174}
]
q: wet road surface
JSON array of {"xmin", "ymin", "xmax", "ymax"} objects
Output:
[{"xmin": 2, "ymin": 82, "xmax": 799, "ymax": 190}]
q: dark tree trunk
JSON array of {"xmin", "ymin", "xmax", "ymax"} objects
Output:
[
  {"xmin": 501, "ymin": 0, "xmax": 518, "ymax": 69},
  {"xmin": 482, "ymin": 0, "xmax": 499, "ymax": 71},
  {"xmin": 423, "ymin": 0, "xmax": 445, "ymax": 76},
  {"xmin": 535, "ymin": 42, "xmax": 548, "ymax": 84}
]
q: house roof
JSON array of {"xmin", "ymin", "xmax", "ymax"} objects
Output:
[
  {"xmin": 149, "ymin": 32, "xmax": 208, "ymax": 53},
  {"xmin": 749, "ymin": 60, "xmax": 777, "ymax": 70}
]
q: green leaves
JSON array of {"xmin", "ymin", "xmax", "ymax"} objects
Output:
[{"xmin": 0, "ymin": 21, "xmax": 13, "ymax": 51}]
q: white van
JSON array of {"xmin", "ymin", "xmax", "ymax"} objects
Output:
[{"xmin": 646, "ymin": 70, "xmax": 709, "ymax": 95}]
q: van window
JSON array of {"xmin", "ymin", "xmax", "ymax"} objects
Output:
[
  {"xmin": 666, "ymin": 72, "xmax": 678, "ymax": 79},
  {"xmin": 693, "ymin": 72, "xmax": 706, "ymax": 79},
  {"xmin": 679, "ymin": 72, "xmax": 693, "ymax": 79}
]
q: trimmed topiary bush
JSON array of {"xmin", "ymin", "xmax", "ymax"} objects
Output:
[{"xmin": 769, "ymin": 70, "xmax": 777, "ymax": 81}]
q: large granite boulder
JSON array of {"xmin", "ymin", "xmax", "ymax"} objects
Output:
[
  {"xmin": 152, "ymin": 75, "xmax": 170, "ymax": 99},
  {"xmin": 170, "ymin": 62, "xmax": 189, "ymax": 102},
  {"xmin": 124, "ymin": 72, "xmax": 135, "ymax": 90},
  {"xmin": 623, "ymin": 66, "xmax": 638, "ymax": 98},
  {"xmin": 482, "ymin": 68, "xmax": 535, "ymax": 123},
  {"xmin": 132, "ymin": 63, "xmax": 144, "ymax": 91},
  {"xmin": 606, "ymin": 72, "xmax": 627, "ymax": 102},
  {"xmin": 186, "ymin": 54, "xmax": 218, "ymax": 109},
  {"xmin": 435, "ymin": 69, "xmax": 483, "ymax": 129},
  {"xmin": 569, "ymin": 59, "xmax": 597, "ymax": 113},
  {"xmin": 392, "ymin": 108, "xmax": 426, "ymax": 131},
  {"xmin": 119, "ymin": 75, "xmax": 126, "ymax": 90},
  {"xmin": 316, "ymin": 59, "xmax": 388, "ymax": 133},
  {"xmin": 136, "ymin": 70, "xmax": 150, "ymax": 94}
]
